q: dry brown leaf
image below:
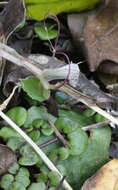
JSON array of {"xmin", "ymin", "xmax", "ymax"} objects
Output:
[
  {"xmin": 83, "ymin": 0, "xmax": 118, "ymax": 71},
  {"xmin": 0, "ymin": 144, "xmax": 16, "ymax": 175},
  {"xmin": 81, "ymin": 159, "xmax": 118, "ymax": 190}
]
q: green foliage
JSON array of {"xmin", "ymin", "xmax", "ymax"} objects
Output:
[
  {"xmin": 15, "ymin": 168, "xmax": 30, "ymax": 187},
  {"xmin": 0, "ymin": 103, "xmax": 111, "ymax": 189},
  {"xmin": 0, "ymin": 174, "xmax": 14, "ymax": 190},
  {"xmin": 34, "ymin": 23, "xmax": 58, "ymax": 40},
  {"xmin": 25, "ymin": 0, "xmax": 101, "ymax": 21},
  {"xmin": 19, "ymin": 145, "xmax": 40, "ymax": 166},
  {"xmin": 21, "ymin": 76, "xmax": 50, "ymax": 102},
  {"xmin": 68, "ymin": 128, "xmax": 88, "ymax": 156},
  {"xmin": 9, "ymin": 182, "xmax": 26, "ymax": 190},
  {"xmin": 48, "ymin": 171, "xmax": 61, "ymax": 186},
  {"xmin": 8, "ymin": 162, "xmax": 19, "ymax": 175},
  {"xmin": 0, "ymin": 126, "xmax": 20, "ymax": 141},
  {"xmin": 28, "ymin": 182, "xmax": 46, "ymax": 190},
  {"xmin": 6, "ymin": 107, "xmax": 27, "ymax": 126}
]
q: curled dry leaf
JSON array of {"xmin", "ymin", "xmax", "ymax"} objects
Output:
[
  {"xmin": 68, "ymin": 0, "xmax": 118, "ymax": 72},
  {"xmin": 0, "ymin": 144, "xmax": 16, "ymax": 175},
  {"xmin": 81, "ymin": 159, "xmax": 118, "ymax": 190},
  {"xmin": 0, "ymin": 0, "xmax": 25, "ymax": 85}
]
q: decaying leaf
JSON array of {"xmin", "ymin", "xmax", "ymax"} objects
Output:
[
  {"xmin": 0, "ymin": 0, "xmax": 25, "ymax": 85},
  {"xmin": 68, "ymin": 0, "xmax": 118, "ymax": 72},
  {"xmin": 82, "ymin": 0, "xmax": 118, "ymax": 71},
  {"xmin": 0, "ymin": 144, "xmax": 16, "ymax": 175},
  {"xmin": 81, "ymin": 159, "xmax": 118, "ymax": 190}
]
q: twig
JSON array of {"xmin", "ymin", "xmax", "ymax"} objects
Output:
[
  {"xmin": 0, "ymin": 111, "xmax": 73, "ymax": 190},
  {"xmin": 0, "ymin": 86, "xmax": 18, "ymax": 111},
  {"xmin": 43, "ymin": 107, "xmax": 69, "ymax": 147},
  {"xmin": 82, "ymin": 120, "xmax": 110, "ymax": 131},
  {"xmin": 39, "ymin": 137, "xmax": 58, "ymax": 148},
  {"xmin": 56, "ymin": 176, "xmax": 66, "ymax": 190},
  {"xmin": 60, "ymin": 84, "xmax": 118, "ymax": 127}
]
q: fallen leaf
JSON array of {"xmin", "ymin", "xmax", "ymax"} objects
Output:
[
  {"xmin": 25, "ymin": 0, "xmax": 100, "ymax": 21},
  {"xmin": 68, "ymin": 0, "xmax": 118, "ymax": 72},
  {"xmin": 0, "ymin": 0, "xmax": 25, "ymax": 84},
  {"xmin": 83, "ymin": 0, "xmax": 118, "ymax": 71},
  {"xmin": 0, "ymin": 144, "xmax": 16, "ymax": 175},
  {"xmin": 81, "ymin": 159, "xmax": 118, "ymax": 190}
]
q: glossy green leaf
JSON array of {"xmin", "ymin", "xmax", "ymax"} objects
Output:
[
  {"xmin": 68, "ymin": 128, "xmax": 88, "ymax": 156},
  {"xmin": 6, "ymin": 107, "xmax": 27, "ymax": 126},
  {"xmin": 32, "ymin": 119, "xmax": 44, "ymax": 129},
  {"xmin": 41, "ymin": 122, "xmax": 54, "ymax": 136},
  {"xmin": 24, "ymin": 106, "xmax": 56, "ymax": 128},
  {"xmin": 7, "ymin": 137, "xmax": 25, "ymax": 151},
  {"xmin": 0, "ymin": 126, "xmax": 20, "ymax": 141},
  {"xmin": 82, "ymin": 109, "xmax": 96, "ymax": 117},
  {"xmin": 48, "ymin": 171, "xmax": 61, "ymax": 186},
  {"xmin": 9, "ymin": 182, "xmax": 26, "ymax": 190},
  {"xmin": 58, "ymin": 147, "xmax": 70, "ymax": 161},
  {"xmin": 0, "ymin": 174, "xmax": 14, "ymax": 190},
  {"xmin": 95, "ymin": 113, "xmax": 106, "ymax": 122},
  {"xmin": 55, "ymin": 117, "xmax": 79, "ymax": 134},
  {"xmin": 25, "ymin": 0, "xmax": 101, "ymax": 21},
  {"xmin": 28, "ymin": 130, "xmax": 40, "ymax": 142},
  {"xmin": 28, "ymin": 182, "xmax": 46, "ymax": 190},
  {"xmin": 59, "ymin": 109, "xmax": 94, "ymax": 126},
  {"xmin": 21, "ymin": 76, "xmax": 50, "ymax": 102},
  {"xmin": 58, "ymin": 126, "xmax": 111, "ymax": 189},
  {"xmin": 15, "ymin": 168, "xmax": 30, "ymax": 187},
  {"xmin": 8, "ymin": 162, "xmax": 19, "ymax": 175},
  {"xmin": 19, "ymin": 145, "xmax": 40, "ymax": 166},
  {"xmin": 34, "ymin": 23, "xmax": 58, "ymax": 40},
  {"xmin": 36, "ymin": 172, "xmax": 48, "ymax": 183}
]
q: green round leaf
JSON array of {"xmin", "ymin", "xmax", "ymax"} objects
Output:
[
  {"xmin": 21, "ymin": 76, "xmax": 50, "ymax": 102},
  {"xmin": 0, "ymin": 174, "xmax": 14, "ymax": 190},
  {"xmin": 95, "ymin": 113, "xmax": 106, "ymax": 123},
  {"xmin": 7, "ymin": 137, "xmax": 25, "ymax": 151},
  {"xmin": 41, "ymin": 125, "xmax": 54, "ymax": 136},
  {"xmin": 19, "ymin": 145, "xmax": 40, "ymax": 166},
  {"xmin": 82, "ymin": 109, "xmax": 96, "ymax": 117},
  {"xmin": 34, "ymin": 23, "xmax": 58, "ymax": 40},
  {"xmin": 9, "ymin": 182, "xmax": 26, "ymax": 190},
  {"xmin": 8, "ymin": 162, "xmax": 19, "ymax": 175},
  {"xmin": 36, "ymin": 172, "xmax": 48, "ymax": 183},
  {"xmin": 48, "ymin": 171, "xmax": 61, "ymax": 187},
  {"xmin": 28, "ymin": 182, "xmax": 46, "ymax": 190},
  {"xmin": 68, "ymin": 128, "xmax": 88, "ymax": 156},
  {"xmin": 57, "ymin": 164, "xmax": 67, "ymax": 176},
  {"xmin": 6, "ymin": 107, "xmax": 27, "ymax": 126},
  {"xmin": 15, "ymin": 168, "xmax": 30, "ymax": 187},
  {"xmin": 58, "ymin": 147, "xmax": 70, "ymax": 161},
  {"xmin": 32, "ymin": 119, "xmax": 44, "ymax": 129},
  {"xmin": 0, "ymin": 126, "xmax": 20, "ymax": 141},
  {"xmin": 28, "ymin": 130, "xmax": 40, "ymax": 141},
  {"xmin": 55, "ymin": 117, "xmax": 78, "ymax": 134}
]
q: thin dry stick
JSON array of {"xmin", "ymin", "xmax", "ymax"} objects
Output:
[
  {"xmin": 44, "ymin": 107, "xmax": 69, "ymax": 147},
  {"xmin": 0, "ymin": 42, "xmax": 118, "ymax": 127},
  {"xmin": 0, "ymin": 86, "xmax": 18, "ymax": 111},
  {"xmin": 60, "ymin": 84, "xmax": 118, "ymax": 127},
  {"xmin": 0, "ymin": 111, "xmax": 73, "ymax": 190},
  {"xmin": 82, "ymin": 120, "xmax": 110, "ymax": 131}
]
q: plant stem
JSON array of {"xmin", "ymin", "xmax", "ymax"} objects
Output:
[{"xmin": 82, "ymin": 120, "xmax": 110, "ymax": 131}]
